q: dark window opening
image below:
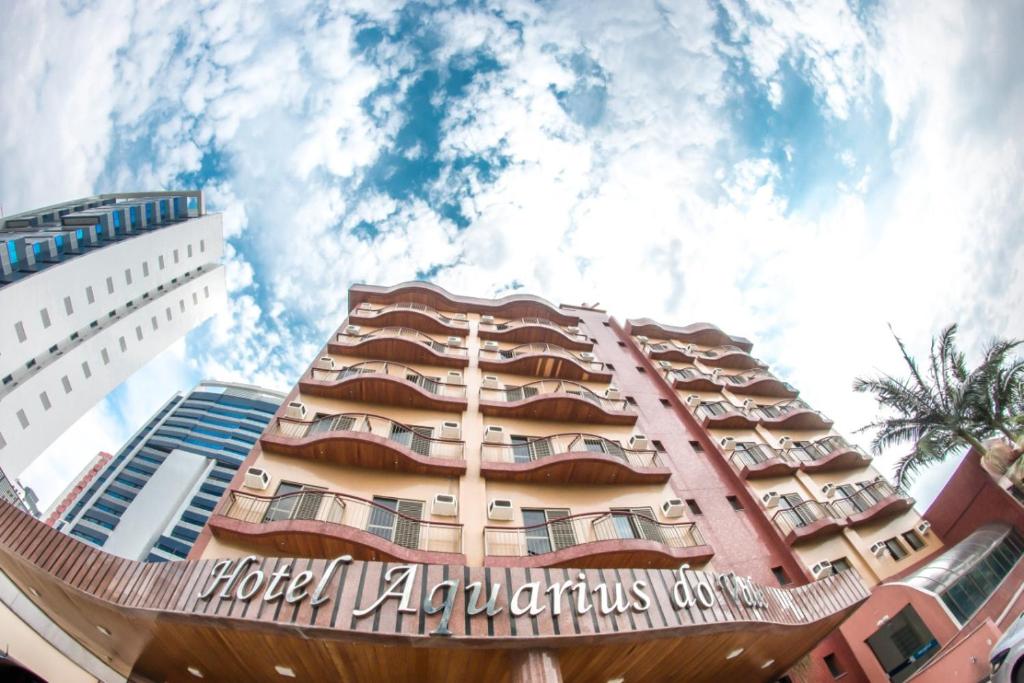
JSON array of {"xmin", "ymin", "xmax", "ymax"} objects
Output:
[
  {"xmin": 726, "ymin": 495, "xmax": 744, "ymax": 511},
  {"xmin": 771, "ymin": 566, "xmax": 791, "ymax": 586},
  {"xmin": 824, "ymin": 653, "xmax": 844, "ymax": 678},
  {"xmin": 659, "ymin": 398, "xmax": 671, "ymax": 407},
  {"xmin": 689, "ymin": 440, "xmax": 704, "ymax": 453},
  {"xmin": 636, "ymin": 366, "xmax": 646, "ymax": 373},
  {"xmin": 685, "ymin": 499, "xmax": 702, "ymax": 515},
  {"xmin": 651, "ymin": 440, "xmax": 665, "ymax": 452},
  {"xmin": 625, "ymin": 396, "xmax": 637, "ymax": 406}
]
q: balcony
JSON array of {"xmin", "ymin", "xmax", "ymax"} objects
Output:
[
  {"xmin": 478, "ymin": 343, "xmax": 611, "ymax": 382},
  {"xmin": 696, "ymin": 345, "xmax": 766, "ymax": 370},
  {"xmin": 728, "ymin": 443, "xmax": 799, "ymax": 479},
  {"xmin": 718, "ymin": 371, "xmax": 798, "ymax": 399},
  {"xmin": 665, "ymin": 367, "xmax": 720, "ymax": 392},
  {"xmin": 300, "ymin": 361, "xmax": 468, "ymax": 412},
  {"xmin": 328, "ymin": 326, "xmax": 469, "ymax": 368},
  {"xmin": 829, "ymin": 480, "xmax": 915, "ymax": 527},
  {"xmin": 479, "ymin": 380, "xmax": 637, "ymax": 425},
  {"xmin": 627, "ymin": 318, "xmax": 754, "ymax": 352},
  {"xmin": 693, "ymin": 400, "xmax": 758, "ymax": 429},
  {"xmin": 787, "ymin": 435, "xmax": 873, "ymax": 472},
  {"xmin": 645, "ymin": 340, "xmax": 700, "ymax": 363},
  {"xmin": 771, "ymin": 501, "xmax": 845, "ymax": 545},
  {"xmin": 483, "ymin": 511, "xmax": 713, "ymax": 568},
  {"xmin": 259, "ymin": 413, "xmax": 467, "ymax": 476},
  {"xmin": 349, "ymin": 302, "xmax": 468, "ymax": 336},
  {"xmin": 210, "ymin": 489, "xmax": 464, "ymax": 563},
  {"xmin": 480, "ymin": 433, "xmax": 670, "ymax": 485},
  {"xmin": 748, "ymin": 399, "xmax": 833, "ymax": 430},
  {"xmin": 478, "ymin": 317, "xmax": 592, "ymax": 350}
]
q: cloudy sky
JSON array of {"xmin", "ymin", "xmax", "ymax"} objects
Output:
[{"xmin": 3, "ymin": 0, "xmax": 1022, "ymax": 508}]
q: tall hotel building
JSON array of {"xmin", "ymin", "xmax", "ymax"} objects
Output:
[
  {"xmin": 2, "ymin": 282, "xmax": 1020, "ymax": 682},
  {"xmin": 54, "ymin": 381, "xmax": 285, "ymax": 562},
  {"xmin": 0, "ymin": 192, "xmax": 226, "ymax": 481}
]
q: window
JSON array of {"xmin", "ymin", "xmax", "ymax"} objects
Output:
[
  {"xmin": 151, "ymin": 316, "xmax": 158, "ymax": 331},
  {"xmin": 651, "ymin": 440, "xmax": 665, "ymax": 452},
  {"xmin": 823, "ymin": 653, "xmax": 844, "ymax": 679},
  {"xmin": 61, "ymin": 376, "xmax": 72, "ymax": 394},
  {"xmin": 203, "ymin": 285, "xmax": 210, "ymax": 298},
  {"xmin": 135, "ymin": 326, "xmax": 143, "ymax": 341},
  {"xmin": 166, "ymin": 307, "xmax": 172, "ymax": 321},
  {"xmin": 173, "ymin": 248, "xmax": 179, "ymax": 263},
  {"xmin": 602, "ymin": 321, "xmax": 610, "ymax": 327},
  {"xmin": 771, "ymin": 566, "xmax": 791, "ymax": 586},
  {"xmin": 200, "ymin": 239, "xmax": 206, "ymax": 253},
  {"xmin": 939, "ymin": 528, "xmax": 1024, "ymax": 623},
  {"xmin": 39, "ymin": 391, "xmax": 51, "ymax": 410},
  {"xmin": 831, "ymin": 557, "xmax": 852, "ymax": 574},
  {"xmin": 521, "ymin": 508, "xmax": 574, "ymax": 555},
  {"xmin": 685, "ymin": 499, "xmax": 702, "ymax": 515},
  {"xmin": 625, "ymin": 396, "xmax": 637, "ymax": 406},
  {"xmin": 85, "ymin": 286, "xmax": 95, "ymax": 304},
  {"xmin": 606, "ymin": 363, "xmax": 615, "ymax": 370},
  {"xmin": 885, "ymin": 537, "xmax": 909, "ymax": 560},
  {"xmin": 119, "ymin": 336, "xmax": 127, "ymax": 352},
  {"xmin": 179, "ymin": 299, "xmax": 185, "ymax": 313},
  {"xmin": 726, "ymin": 495, "xmax": 744, "ymax": 511},
  {"xmin": 618, "ymin": 341, "xmax": 626, "ymax": 347},
  {"xmin": 124, "ymin": 268, "xmax": 132, "ymax": 285},
  {"xmin": 187, "ymin": 244, "xmax": 193, "ymax": 258},
  {"xmin": 689, "ymin": 440, "xmax": 704, "ymax": 453},
  {"xmin": 106, "ymin": 276, "xmax": 114, "ymax": 294},
  {"xmin": 367, "ymin": 496, "xmax": 425, "ymax": 550},
  {"xmin": 902, "ymin": 530, "xmax": 926, "ymax": 551},
  {"xmin": 14, "ymin": 321, "xmax": 26, "ymax": 342},
  {"xmin": 40, "ymin": 308, "xmax": 51, "ymax": 328},
  {"xmin": 81, "ymin": 361, "xmax": 91, "ymax": 379},
  {"xmin": 159, "ymin": 255, "xmax": 165, "ymax": 270},
  {"xmin": 192, "ymin": 292, "xmax": 198, "ymax": 305},
  {"xmin": 659, "ymin": 398, "xmax": 671, "ymax": 407},
  {"xmin": 636, "ymin": 366, "xmax": 646, "ymax": 373},
  {"xmin": 64, "ymin": 296, "xmax": 73, "ymax": 315},
  {"xmin": 101, "ymin": 348, "xmax": 110, "ymax": 365}
]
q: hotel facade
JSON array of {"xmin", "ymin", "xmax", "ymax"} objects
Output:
[{"xmin": 0, "ymin": 281, "xmax": 1020, "ymax": 682}]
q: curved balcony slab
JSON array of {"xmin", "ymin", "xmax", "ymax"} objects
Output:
[
  {"xmin": 484, "ymin": 538, "xmax": 715, "ymax": 569},
  {"xmin": 626, "ymin": 318, "xmax": 753, "ymax": 352},
  {"xmin": 699, "ymin": 350, "xmax": 765, "ymax": 370},
  {"xmin": 478, "ymin": 323, "xmax": 593, "ymax": 351},
  {"xmin": 801, "ymin": 446, "xmax": 873, "ymax": 473},
  {"xmin": 844, "ymin": 495, "xmax": 916, "ymax": 528},
  {"xmin": 260, "ymin": 430, "xmax": 467, "ymax": 476},
  {"xmin": 647, "ymin": 346, "xmax": 698, "ymax": 363},
  {"xmin": 479, "ymin": 393, "xmax": 638, "ymax": 425},
  {"xmin": 350, "ymin": 307, "xmax": 466, "ymax": 336},
  {"xmin": 349, "ymin": 281, "xmax": 578, "ymax": 325},
  {"xmin": 480, "ymin": 451, "xmax": 671, "ymax": 485},
  {"xmin": 300, "ymin": 374, "xmax": 468, "ymax": 413},
  {"xmin": 700, "ymin": 411, "xmax": 758, "ymax": 429},
  {"xmin": 738, "ymin": 457, "xmax": 799, "ymax": 480},
  {"xmin": 759, "ymin": 409, "xmax": 833, "ymax": 431},
  {"xmin": 781, "ymin": 516, "xmax": 846, "ymax": 545},
  {"xmin": 669, "ymin": 373, "xmax": 720, "ymax": 392},
  {"xmin": 208, "ymin": 516, "xmax": 465, "ymax": 565},
  {"xmin": 724, "ymin": 376, "xmax": 798, "ymax": 399},
  {"xmin": 327, "ymin": 335, "xmax": 468, "ymax": 368},
  {"xmin": 478, "ymin": 352, "xmax": 611, "ymax": 382}
]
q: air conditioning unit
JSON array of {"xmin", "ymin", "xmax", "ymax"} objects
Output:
[
  {"xmin": 488, "ymin": 499, "xmax": 514, "ymax": 521},
  {"xmin": 344, "ymin": 324, "xmax": 361, "ymax": 335},
  {"xmin": 741, "ymin": 399, "xmax": 755, "ymax": 410},
  {"xmin": 432, "ymin": 494, "xmax": 458, "ymax": 517},
  {"xmin": 605, "ymin": 385, "xmax": 622, "ymax": 400},
  {"xmin": 762, "ymin": 492, "xmax": 780, "ymax": 508},
  {"xmin": 870, "ymin": 541, "xmax": 888, "ymax": 558},
  {"xmin": 453, "ymin": 313, "xmax": 467, "ymax": 321},
  {"xmin": 917, "ymin": 521, "xmax": 932, "ymax": 536},
  {"xmin": 445, "ymin": 370, "xmax": 463, "ymax": 384},
  {"xmin": 313, "ymin": 356, "xmax": 335, "ymax": 371},
  {"xmin": 821, "ymin": 483, "xmax": 837, "ymax": 499},
  {"xmin": 685, "ymin": 394, "xmax": 701, "ymax": 407},
  {"xmin": 636, "ymin": 335, "xmax": 649, "ymax": 343},
  {"xmin": 658, "ymin": 360, "xmax": 674, "ymax": 369},
  {"xmin": 710, "ymin": 368, "xmax": 723, "ymax": 379},
  {"xmin": 680, "ymin": 344, "xmax": 694, "ymax": 354},
  {"xmin": 447, "ymin": 336, "xmax": 463, "ymax": 347},
  {"xmin": 480, "ymin": 314, "xmax": 495, "ymax": 324},
  {"xmin": 482, "ymin": 375, "xmax": 501, "ymax": 389},
  {"xmin": 285, "ymin": 401, "xmax": 307, "ymax": 420},
  {"xmin": 483, "ymin": 425, "xmax": 505, "ymax": 443},
  {"xmin": 811, "ymin": 561, "xmax": 833, "ymax": 579},
  {"xmin": 244, "ymin": 467, "xmax": 271, "ymax": 490},
  {"xmin": 440, "ymin": 421, "xmax": 461, "ymax": 439},
  {"xmin": 719, "ymin": 437, "xmax": 736, "ymax": 452},
  {"xmin": 661, "ymin": 498, "xmax": 685, "ymax": 518},
  {"xmin": 483, "ymin": 340, "xmax": 500, "ymax": 351},
  {"xmin": 778, "ymin": 436, "xmax": 793, "ymax": 450},
  {"xmin": 629, "ymin": 434, "xmax": 649, "ymax": 450},
  {"xmin": 578, "ymin": 352, "xmax": 596, "ymax": 362},
  {"xmin": 358, "ymin": 302, "xmax": 374, "ymax": 310}
]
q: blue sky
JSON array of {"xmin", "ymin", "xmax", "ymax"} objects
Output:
[{"xmin": 2, "ymin": 0, "xmax": 1022, "ymax": 506}]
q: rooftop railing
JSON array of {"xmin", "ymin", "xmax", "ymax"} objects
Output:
[{"xmin": 267, "ymin": 413, "xmax": 465, "ymax": 460}]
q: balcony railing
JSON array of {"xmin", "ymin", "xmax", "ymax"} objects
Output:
[
  {"xmin": 309, "ymin": 361, "xmax": 467, "ymax": 398},
  {"xmin": 829, "ymin": 480, "xmax": 904, "ymax": 517},
  {"xmin": 771, "ymin": 500, "xmax": 840, "ymax": 537},
  {"xmin": 481, "ymin": 433, "xmax": 662, "ymax": 469},
  {"xmin": 221, "ymin": 489, "xmax": 463, "ymax": 554},
  {"xmin": 267, "ymin": 413, "xmax": 465, "ymax": 460},
  {"xmin": 694, "ymin": 400, "xmax": 744, "ymax": 420},
  {"xmin": 479, "ymin": 343, "xmax": 605, "ymax": 371},
  {"xmin": 480, "ymin": 380, "xmax": 630, "ymax": 412},
  {"xmin": 479, "ymin": 317, "xmax": 588, "ymax": 343},
  {"xmin": 483, "ymin": 511, "xmax": 706, "ymax": 559},
  {"xmin": 351, "ymin": 302, "xmax": 468, "ymax": 328},
  {"xmin": 334, "ymin": 326, "xmax": 468, "ymax": 358},
  {"xmin": 786, "ymin": 435, "xmax": 868, "ymax": 464},
  {"xmin": 747, "ymin": 398, "xmax": 813, "ymax": 420},
  {"xmin": 729, "ymin": 443, "xmax": 797, "ymax": 469}
]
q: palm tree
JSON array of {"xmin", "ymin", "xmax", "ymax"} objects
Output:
[{"xmin": 854, "ymin": 324, "xmax": 1022, "ymax": 489}]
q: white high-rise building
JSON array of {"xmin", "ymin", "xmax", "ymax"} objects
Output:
[{"xmin": 0, "ymin": 191, "xmax": 226, "ymax": 479}]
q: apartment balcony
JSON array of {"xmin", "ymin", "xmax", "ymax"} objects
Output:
[
  {"xmin": 771, "ymin": 501, "xmax": 845, "ymax": 545},
  {"xmin": 328, "ymin": 326, "xmax": 469, "ymax": 368},
  {"xmin": 209, "ymin": 489, "xmax": 465, "ymax": 564},
  {"xmin": 696, "ymin": 345, "xmax": 766, "ymax": 370},
  {"xmin": 829, "ymin": 480, "xmax": 915, "ymax": 527},
  {"xmin": 259, "ymin": 413, "xmax": 467, "ymax": 476},
  {"xmin": 748, "ymin": 399, "xmax": 833, "ymax": 430},
  {"xmin": 480, "ymin": 433, "xmax": 670, "ymax": 485},
  {"xmin": 483, "ymin": 511, "xmax": 713, "ymax": 569},
  {"xmin": 349, "ymin": 301, "xmax": 469, "ymax": 336},
  {"xmin": 717, "ymin": 371, "xmax": 799, "ymax": 399},
  {"xmin": 664, "ymin": 367, "xmax": 720, "ymax": 392},
  {"xmin": 728, "ymin": 443, "xmax": 799, "ymax": 479},
  {"xmin": 478, "ymin": 343, "xmax": 611, "ymax": 382},
  {"xmin": 693, "ymin": 400, "xmax": 758, "ymax": 429},
  {"xmin": 300, "ymin": 362, "xmax": 468, "ymax": 412},
  {"xmin": 787, "ymin": 435, "xmax": 873, "ymax": 472},
  {"xmin": 645, "ymin": 340, "xmax": 701, "ymax": 363},
  {"xmin": 628, "ymin": 319, "xmax": 754, "ymax": 351},
  {"xmin": 478, "ymin": 317, "xmax": 593, "ymax": 351},
  {"xmin": 479, "ymin": 380, "xmax": 637, "ymax": 425}
]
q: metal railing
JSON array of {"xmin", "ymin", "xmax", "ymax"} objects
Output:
[
  {"xmin": 267, "ymin": 413, "xmax": 465, "ymax": 459},
  {"xmin": 479, "ymin": 380, "xmax": 630, "ymax": 412},
  {"xmin": 771, "ymin": 500, "xmax": 839, "ymax": 537},
  {"xmin": 694, "ymin": 400, "xmax": 743, "ymax": 420},
  {"xmin": 334, "ymin": 326, "xmax": 468, "ymax": 357},
  {"xmin": 221, "ymin": 490, "xmax": 463, "ymax": 554},
  {"xmin": 668, "ymin": 367, "xmax": 715, "ymax": 383},
  {"xmin": 785, "ymin": 435, "xmax": 868, "ymax": 464},
  {"xmin": 483, "ymin": 511, "xmax": 706, "ymax": 558},
  {"xmin": 729, "ymin": 442, "xmax": 797, "ymax": 469},
  {"xmin": 747, "ymin": 398, "xmax": 813, "ymax": 420},
  {"xmin": 478, "ymin": 317, "xmax": 588, "ymax": 343},
  {"xmin": 481, "ymin": 433, "xmax": 662, "ymax": 469},
  {"xmin": 309, "ymin": 361, "xmax": 467, "ymax": 398},
  {"xmin": 829, "ymin": 480, "xmax": 903, "ymax": 517},
  {"xmin": 478, "ymin": 342, "xmax": 605, "ymax": 372},
  {"xmin": 351, "ymin": 302, "xmax": 468, "ymax": 327}
]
